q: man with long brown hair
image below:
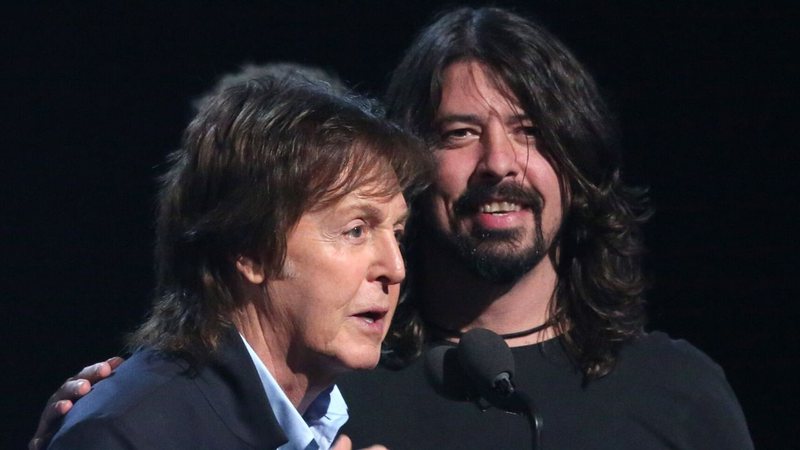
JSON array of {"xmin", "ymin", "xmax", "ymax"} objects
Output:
[{"xmin": 338, "ymin": 7, "xmax": 752, "ymax": 449}]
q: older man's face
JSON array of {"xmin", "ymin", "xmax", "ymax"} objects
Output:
[
  {"xmin": 426, "ymin": 60, "xmax": 563, "ymax": 282},
  {"xmin": 265, "ymin": 184, "xmax": 408, "ymax": 376}
]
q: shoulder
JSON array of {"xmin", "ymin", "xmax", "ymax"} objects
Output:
[
  {"xmin": 49, "ymin": 349, "xmax": 206, "ymax": 448},
  {"xmin": 628, "ymin": 330, "xmax": 711, "ymax": 357},
  {"xmin": 606, "ymin": 331, "xmax": 753, "ymax": 448},
  {"xmin": 47, "ymin": 414, "xmax": 135, "ymax": 450},
  {"xmin": 67, "ymin": 348, "xmax": 191, "ymax": 418},
  {"xmin": 51, "ymin": 334, "xmax": 284, "ymax": 449},
  {"xmin": 620, "ymin": 331, "xmax": 724, "ymax": 376},
  {"xmin": 612, "ymin": 331, "xmax": 739, "ymax": 406}
]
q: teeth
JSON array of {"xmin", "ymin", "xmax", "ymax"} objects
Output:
[
  {"xmin": 362, "ymin": 317, "xmax": 375, "ymax": 324},
  {"xmin": 479, "ymin": 202, "xmax": 521, "ymax": 213}
]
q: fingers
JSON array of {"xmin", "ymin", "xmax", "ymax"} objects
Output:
[
  {"xmin": 29, "ymin": 357, "xmax": 125, "ymax": 450},
  {"xmin": 47, "ymin": 357, "xmax": 125, "ymax": 415},
  {"xmin": 106, "ymin": 356, "xmax": 124, "ymax": 370},
  {"xmin": 50, "ymin": 378, "xmax": 89, "ymax": 407},
  {"xmin": 29, "ymin": 400, "xmax": 73, "ymax": 450},
  {"xmin": 73, "ymin": 360, "xmax": 113, "ymax": 383},
  {"xmin": 56, "ymin": 356, "xmax": 123, "ymax": 401},
  {"xmin": 54, "ymin": 399, "xmax": 73, "ymax": 415},
  {"xmin": 331, "ymin": 434, "xmax": 352, "ymax": 450},
  {"xmin": 30, "ymin": 380, "xmax": 83, "ymax": 450}
]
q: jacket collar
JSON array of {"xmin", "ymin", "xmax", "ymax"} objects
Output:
[{"xmin": 193, "ymin": 327, "xmax": 288, "ymax": 449}]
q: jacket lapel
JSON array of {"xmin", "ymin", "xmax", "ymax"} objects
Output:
[{"xmin": 193, "ymin": 327, "xmax": 288, "ymax": 449}]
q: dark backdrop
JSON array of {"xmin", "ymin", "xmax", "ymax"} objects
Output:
[{"xmin": 3, "ymin": 1, "xmax": 797, "ymax": 448}]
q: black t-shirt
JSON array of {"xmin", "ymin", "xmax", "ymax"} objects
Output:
[{"xmin": 339, "ymin": 332, "xmax": 752, "ymax": 449}]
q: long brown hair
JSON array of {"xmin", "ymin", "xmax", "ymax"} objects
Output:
[{"xmin": 383, "ymin": 7, "xmax": 651, "ymax": 380}]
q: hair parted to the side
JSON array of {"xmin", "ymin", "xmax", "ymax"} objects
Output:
[
  {"xmin": 382, "ymin": 7, "xmax": 652, "ymax": 380},
  {"xmin": 129, "ymin": 76, "xmax": 431, "ymax": 364}
]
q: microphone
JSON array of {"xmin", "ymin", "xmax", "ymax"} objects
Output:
[
  {"xmin": 457, "ymin": 328, "xmax": 542, "ymax": 450},
  {"xmin": 457, "ymin": 328, "xmax": 516, "ymax": 399},
  {"xmin": 425, "ymin": 329, "xmax": 515, "ymax": 401}
]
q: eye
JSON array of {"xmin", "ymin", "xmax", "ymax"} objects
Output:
[
  {"xmin": 512, "ymin": 124, "xmax": 539, "ymax": 147},
  {"xmin": 443, "ymin": 128, "xmax": 472, "ymax": 138},
  {"xmin": 439, "ymin": 127, "xmax": 478, "ymax": 147},
  {"xmin": 346, "ymin": 225, "xmax": 365, "ymax": 239}
]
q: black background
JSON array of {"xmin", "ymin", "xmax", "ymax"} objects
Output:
[{"xmin": 3, "ymin": 1, "xmax": 797, "ymax": 448}]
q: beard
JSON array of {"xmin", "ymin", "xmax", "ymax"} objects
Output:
[{"xmin": 423, "ymin": 183, "xmax": 550, "ymax": 284}]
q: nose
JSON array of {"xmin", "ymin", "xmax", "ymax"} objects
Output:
[
  {"xmin": 475, "ymin": 122, "xmax": 520, "ymax": 182},
  {"xmin": 372, "ymin": 231, "xmax": 406, "ymax": 287}
]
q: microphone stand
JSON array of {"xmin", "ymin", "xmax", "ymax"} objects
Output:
[
  {"xmin": 494, "ymin": 376, "xmax": 541, "ymax": 450},
  {"xmin": 513, "ymin": 389, "xmax": 542, "ymax": 450}
]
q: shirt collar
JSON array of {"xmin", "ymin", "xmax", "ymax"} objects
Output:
[{"xmin": 240, "ymin": 335, "xmax": 349, "ymax": 450}]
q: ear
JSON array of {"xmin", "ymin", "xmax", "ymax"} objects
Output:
[{"xmin": 235, "ymin": 255, "xmax": 266, "ymax": 285}]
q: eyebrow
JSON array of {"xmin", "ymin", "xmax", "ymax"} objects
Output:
[
  {"xmin": 348, "ymin": 201, "xmax": 410, "ymax": 226},
  {"xmin": 435, "ymin": 114, "xmax": 482, "ymax": 126}
]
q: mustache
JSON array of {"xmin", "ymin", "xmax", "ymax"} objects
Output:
[{"xmin": 453, "ymin": 182, "xmax": 544, "ymax": 216}]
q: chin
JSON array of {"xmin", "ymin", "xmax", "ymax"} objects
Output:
[{"xmin": 338, "ymin": 346, "xmax": 382, "ymax": 372}]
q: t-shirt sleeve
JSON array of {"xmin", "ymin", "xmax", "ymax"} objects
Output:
[{"xmin": 653, "ymin": 335, "xmax": 754, "ymax": 449}]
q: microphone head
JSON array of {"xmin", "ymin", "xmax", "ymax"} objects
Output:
[{"xmin": 457, "ymin": 328, "xmax": 515, "ymax": 396}]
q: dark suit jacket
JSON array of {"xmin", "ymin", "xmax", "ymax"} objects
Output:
[{"xmin": 48, "ymin": 328, "xmax": 287, "ymax": 449}]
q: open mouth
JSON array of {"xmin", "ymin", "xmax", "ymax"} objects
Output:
[
  {"xmin": 479, "ymin": 201, "xmax": 523, "ymax": 214},
  {"xmin": 454, "ymin": 183, "xmax": 543, "ymax": 218},
  {"xmin": 353, "ymin": 310, "xmax": 387, "ymax": 324}
]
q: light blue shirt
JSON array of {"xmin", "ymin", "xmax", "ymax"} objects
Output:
[{"xmin": 240, "ymin": 335, "xmax": 349, "ymax": 450}]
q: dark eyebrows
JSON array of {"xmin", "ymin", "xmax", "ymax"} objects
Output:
[
  {"xmin": 507, "ymin": 114, "xmax": 534, "ymax": 126},
  {"xmin": 434, "ymin": 114, "xmax": 482, "ymax": 127}
]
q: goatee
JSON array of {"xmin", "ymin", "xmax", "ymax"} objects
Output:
[{"xmin": 426, "ymin": 183, "xmax": 549, "ymax": 284}]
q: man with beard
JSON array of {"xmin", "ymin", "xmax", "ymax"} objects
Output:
[
  {"xmin": 31, "ymin": 6, "xmax": 752, "ymax": 450},
  {"xmin": 337, "ymin": 7, "xmax": 753, "ymax": 449}
]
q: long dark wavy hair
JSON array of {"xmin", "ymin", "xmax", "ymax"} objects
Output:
[{"xmin": 382, "ymin": 7, "xmax": 652, "ymax": 380}]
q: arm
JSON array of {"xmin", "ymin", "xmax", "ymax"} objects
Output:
[{"xmin": 29, "ymin": 357, "xmax": 124, "ymax": 450}]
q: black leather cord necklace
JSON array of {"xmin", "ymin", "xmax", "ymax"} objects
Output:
[{"xmin": 423, "ymin": 318, "xmax": 552, "ymax": 340}]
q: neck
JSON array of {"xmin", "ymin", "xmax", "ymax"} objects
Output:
[
  {"xmin": 418, "ymin": 245, "xmax": 559, "ymax": 347},
  {"xmin": 232, "ymin": 301, "xmax": 333, "ymax": 414}
]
